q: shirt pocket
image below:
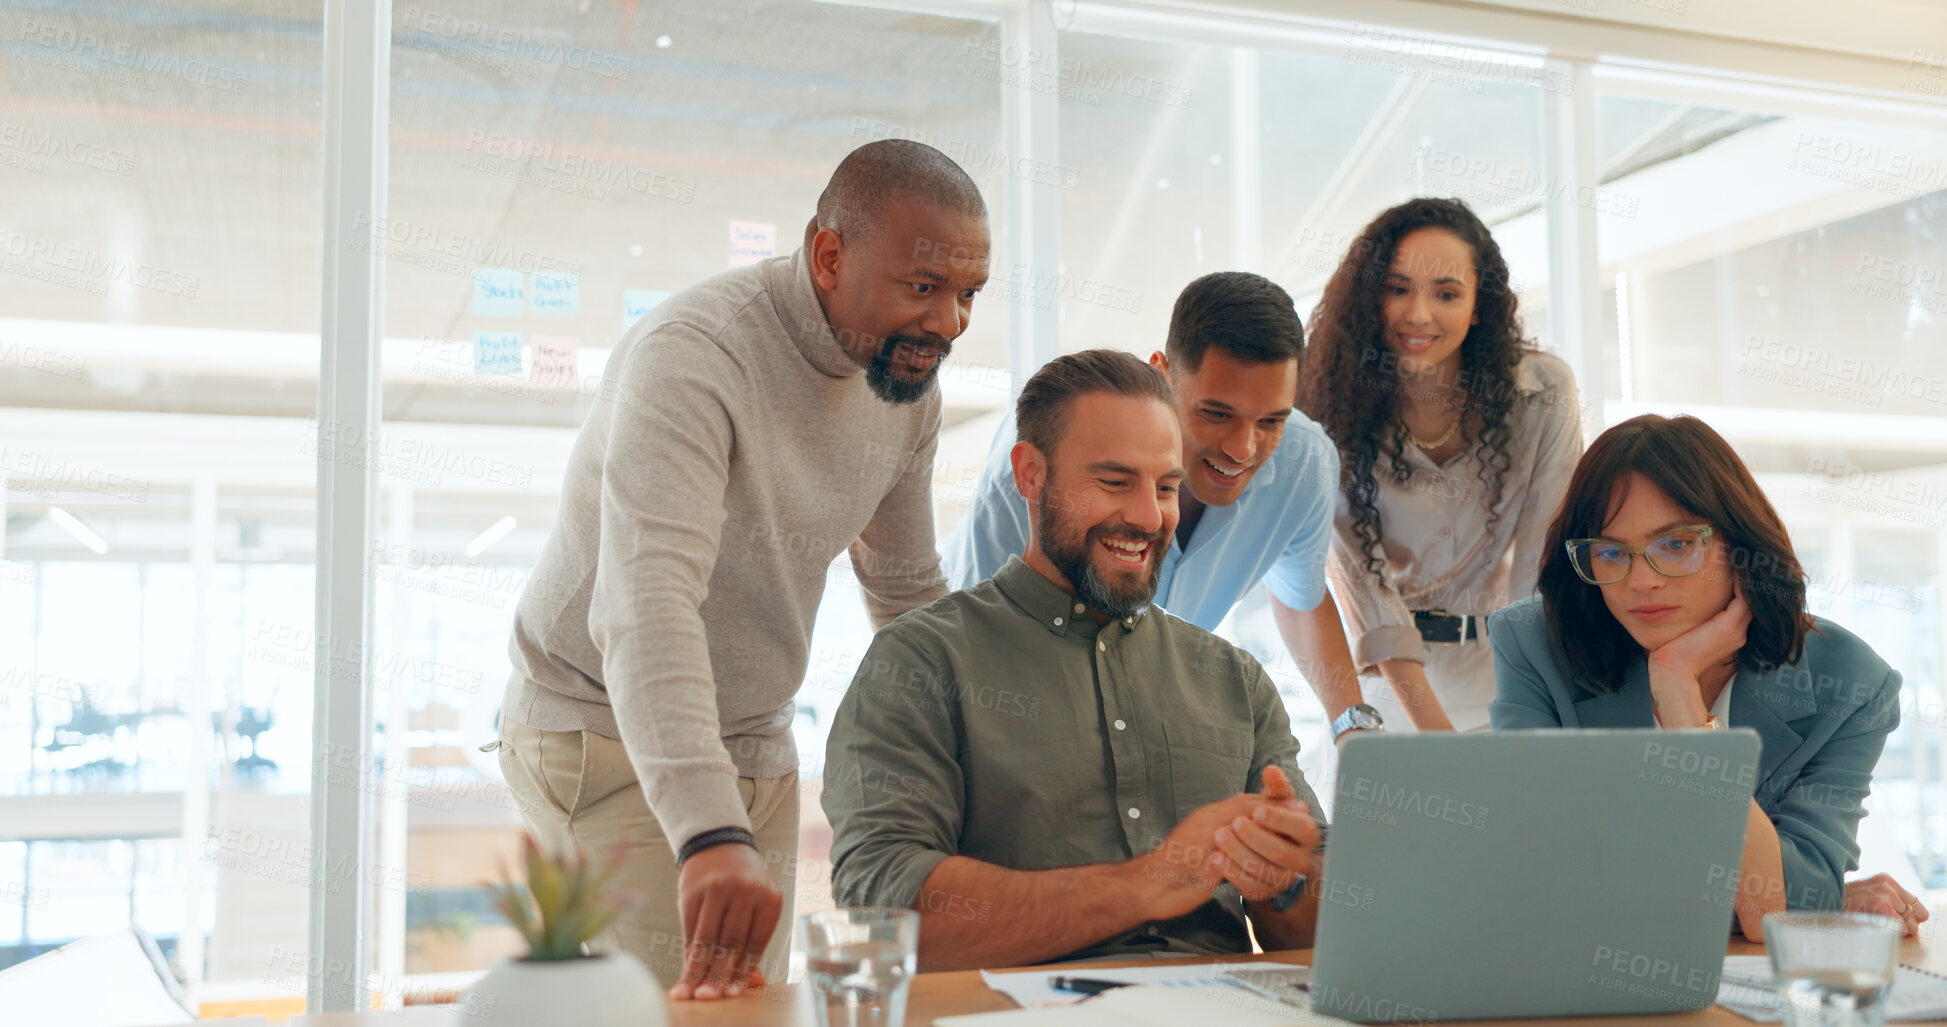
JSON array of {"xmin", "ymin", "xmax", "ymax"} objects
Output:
[{"xmin": 1164, "ymin": 721, "xmax": 1255, "ymax": 822}]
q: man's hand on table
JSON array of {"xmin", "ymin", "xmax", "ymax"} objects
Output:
[
  {"xmin": 1845, "ymin": 872, "xmax": 1930, "ymax": 938},
  {"xmin": 1215, "ymin": 766, "xmax": 1320, "ymax": 903},
  {"xmin": 673, "ymin": 843, "xmax": 781, "ymax": 1000}
]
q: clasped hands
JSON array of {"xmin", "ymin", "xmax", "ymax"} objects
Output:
[{"xmin": 1138, "ymin": 765, "xmax": 1321, "ymax": 916}]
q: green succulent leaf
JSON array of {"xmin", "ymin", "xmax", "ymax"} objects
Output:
[{"xmin": 492, "ymin": 833, "xmax": 630, "ymax": 961}]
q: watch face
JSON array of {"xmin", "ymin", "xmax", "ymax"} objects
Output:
[{"xmin": 1334, "ymin": 705, "xmax": 1380, "ymax": 735}]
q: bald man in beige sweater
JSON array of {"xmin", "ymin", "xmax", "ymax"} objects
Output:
[{"xmin": 496, "ymin": 140, "xmax": 990, "ymax": 1000}]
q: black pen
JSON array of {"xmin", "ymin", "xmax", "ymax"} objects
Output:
[{"xmin": 1049, "ymin": 976, "xmax": 1132, "ymax": 996}]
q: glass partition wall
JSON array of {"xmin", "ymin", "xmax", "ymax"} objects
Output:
[
  {"xmin": 1, "ymin": 0, "xmax": 1941, "ymax": 1015},
  {"xmin": 0, "ymin": 0, "xmax": 325, "ymax": 1011}
]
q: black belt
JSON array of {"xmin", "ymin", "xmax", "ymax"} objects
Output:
[{"xmin": 1413, "ymin": 610, "xmax": 1483, "ymax": 644}]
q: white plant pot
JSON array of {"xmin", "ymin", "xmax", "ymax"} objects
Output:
[{"xmin": 461, "ymin": 951, "xmax": 669, "ymax": 1027}]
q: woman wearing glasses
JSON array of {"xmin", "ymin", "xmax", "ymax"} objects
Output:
[
  {"xmin": 1489, "ymin": 413, "xmax": 1925, "ymax": 939},
  {"xmin": 1300, "ymin": 198, "xmax": 1582, "ymax": 736}
]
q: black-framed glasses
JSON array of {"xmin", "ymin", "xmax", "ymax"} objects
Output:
[{"xmin": 1565, "ymin": 525, "xmax": 1714, "ymax": 585}]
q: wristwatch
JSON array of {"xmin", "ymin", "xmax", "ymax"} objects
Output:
[
  {"xmin": 1266, "ymin": 874, "xmax": 1309, "ymax": 912},
  {"xmin": 1331, "ymin": 703, "xmax": 1385, "ymax": 740}
]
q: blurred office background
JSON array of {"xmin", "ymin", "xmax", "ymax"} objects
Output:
[{"xmin": 0, "ymin": 0, "xmax": 1942, "ymax": 1016}]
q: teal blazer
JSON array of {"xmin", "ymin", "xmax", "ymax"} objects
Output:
[{"xmin": 1488, "ymin": 594, "xmax": 1901, "ymax": 911}]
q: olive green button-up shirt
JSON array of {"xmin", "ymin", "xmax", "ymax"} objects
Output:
[{"xmin": 823, "ymin": 556, "xmax": 1323, "ymax": 961}]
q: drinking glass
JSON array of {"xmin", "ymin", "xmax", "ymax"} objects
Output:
[
  {"xmin": 1763, "ymin": 911, "xmax": 1901, "ymax": 1026},
  {"xmin": 799, "ymin": 907, "xmax": 920, "ymax": 1027}
]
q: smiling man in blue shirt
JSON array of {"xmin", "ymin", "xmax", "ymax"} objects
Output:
[{"xmin": 943, "ymin": 272, "xmax": 1378, "ymax": 739}]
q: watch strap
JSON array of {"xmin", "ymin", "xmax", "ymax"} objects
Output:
[
  {"xmin": 676, "ymin": 826, "xmax": 757, "ymax": 867},
  {"xmin": 1266, "ymin": 874, "xmax": 1309, "ymax": 912},
  {"xmin": 1330, "ymin": 703, "xmax": 1385, "ymax": 738}
]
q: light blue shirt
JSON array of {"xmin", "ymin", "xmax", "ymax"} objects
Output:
[{"xmin": 941, "ymin": 409, "xmax": 1342, "ymax": 627}]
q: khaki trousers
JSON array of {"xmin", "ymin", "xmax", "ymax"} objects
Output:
[{"xmin": 496, "ymin": 715, "xmax": 799, "ymax": 988}]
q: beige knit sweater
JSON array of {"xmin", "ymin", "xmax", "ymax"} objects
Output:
[{"xmin": 502, "ymin": 248, "xmax": 947, "ymax": 851}]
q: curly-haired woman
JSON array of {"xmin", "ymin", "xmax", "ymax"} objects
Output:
[{"xmin": 1299, "ymin": 198, "xmax": 1582, "ymax": 735}]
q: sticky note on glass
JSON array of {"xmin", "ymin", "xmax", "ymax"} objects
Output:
[
  {"xmin": 624, "ymin": 289, "xmax": 673, "ymax": 331},
  {"xmin": 472, "ymin": 268, "xmax": 524, "ymax": 317},
  {"xmin": 728, "ymin": 220, "xmax": 777, "ymax": 267},
  {"xmin": 531, "ymin": 271, "xmax": 581, "ymax": 316},
  {"xmin": 530, "ymin": 335, "xmax": 580, "ymax": 386},
  {"xmin": 473, "ymin": 331, "xmax": 523, "ymax": 375}
]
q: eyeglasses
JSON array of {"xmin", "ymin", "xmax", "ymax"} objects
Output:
[{"xmin": 1565, "ymin": 525, "xmax": 1715, "ymax": 585}]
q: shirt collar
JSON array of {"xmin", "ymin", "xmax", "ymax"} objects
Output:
[
  {"xmin": 991, "ymin": 555, "xmax": 1149, "ymax": 638},
  {"xmin": 1709, "ymin": 678, "xmax": 1734, "ymax": 723},
  {"xmin": 766, "ymin": 247, "xmax": 866, "ymax": 379}
]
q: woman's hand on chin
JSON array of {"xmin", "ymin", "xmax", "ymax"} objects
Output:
[{"xmin": 1647, "ymin": 585, "xmax": 1751, "ymax": 724}]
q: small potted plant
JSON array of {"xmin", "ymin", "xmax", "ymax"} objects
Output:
[{"xmin": 461, "ymin": 833, "xmax": 667, "ymax": 1027}]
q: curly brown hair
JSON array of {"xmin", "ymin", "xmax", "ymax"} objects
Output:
[{"xmin": 1297, "ymin": 197, "xmax": 1532, "ymax": 578}]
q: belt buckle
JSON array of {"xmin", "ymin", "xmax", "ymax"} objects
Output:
[{"xmin": 1418, "ymin": 609, "xmax": 1463, "ymax": 644}]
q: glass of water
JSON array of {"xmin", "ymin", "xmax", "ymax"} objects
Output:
[
  {"xmin": 1763, "ymin": 911, "xmax": 1901, "ymax": 1026},
  {"xmin": 799, "ymin": 907, "xmax": 920, "ymax": 1027}
]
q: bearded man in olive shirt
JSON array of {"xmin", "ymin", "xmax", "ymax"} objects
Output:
[{"xmin": 824, "ymin": 349, "xmax": 1327, "ymax": 969}]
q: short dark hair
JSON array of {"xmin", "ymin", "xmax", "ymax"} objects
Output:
[
  {"xmin": 1016, "ymin": 349, "xmax": 1174, "ymax": 461},
  {"xmin": 1163, "ymin": 272, "xmax": 1304, "ymax": 375},
  {"xmin": 815, "ymin": 140, "xmax": 987, "ymax": 246},
  {"xmin": 1537, "ymin": 414, "xmax": 1814, "ymax": 691}
]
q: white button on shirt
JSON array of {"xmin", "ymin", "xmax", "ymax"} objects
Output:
[
  {"xmin": 1127, "ymin": 807, "xmax": 1141, "ymax": 819},
  {"xmin": 1113, "ymin": 719, "xmax": 1127, "ymax": 730}
]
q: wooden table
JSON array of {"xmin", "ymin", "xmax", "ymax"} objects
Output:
[
  {"xmin": 285, "ymin": 931, "xmax": 1941, "ymax": 1026},
  {"xmin": 665, "ymin": 934, "xmax": 1941, "ymax": 1027}
]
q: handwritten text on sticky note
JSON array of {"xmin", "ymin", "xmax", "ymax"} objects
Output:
[
  {"xmin": 728, "ymin": 220, "xmax": 776, "ymax": 267},
  {"xmin": 531, "ymin": 271, "xmax": 581, "ymax": 316},
  {"xmin": 530, "ymin": 335, "xmax": 580, "ymax": 386},
  {"xmin": 473, "ymin": 331, "xmax": 523, "ymax": 375},
  {"xmin": 473, "ymin": 268, "xmax": 525, "ymax": 317}
]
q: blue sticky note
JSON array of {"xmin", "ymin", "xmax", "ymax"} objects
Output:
[
  {"xmin": 624, "ymin": 289, "xmax": 673, "ymax": 331},
  {"xmin": 531, "ymin": 271, "xmax": 581, "ymax": 316},
  {"xmin": 728, "ymin": 220, "xmax": 776, "ymax": 267},
  {"xmin": 473, "ymin": 331, "xmax": 523, "ymax": 375},
  {"xmin": 472, "ymin": 268, "xmax": 524, "ymax": 317}
]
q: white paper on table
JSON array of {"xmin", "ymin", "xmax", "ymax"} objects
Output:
[
  {"xmin": 1717, "ymin": 954, "xmax": 1947, "ymax": 1022},
  {"xmin": 979, "ymin": 959, "xmax": 1304, "ymax": 1009},
  {"xmin": 939, "ymin": 982, "xmax": 1356, "ymax": 1027}
]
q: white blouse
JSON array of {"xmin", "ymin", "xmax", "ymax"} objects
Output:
[{"xmin": 1326, "ymin": 350, "xmax": 1585, "ymax": 673}]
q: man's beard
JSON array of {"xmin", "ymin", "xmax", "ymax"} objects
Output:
[
  {"xmin": 865, "ymin": 332, "xmax": 951, "ymax": 405},
  {"xmin": 1035, "ymin": 500, "xmax": 1167, "ymax": 621}
]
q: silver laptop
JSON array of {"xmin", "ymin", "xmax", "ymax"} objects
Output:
[{"xmin": 1305, "ymin": 730, "xmax": 1760, "ymax": 1023}]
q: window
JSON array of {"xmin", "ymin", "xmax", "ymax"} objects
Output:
[
  {"xmin": 0, "ymin": 0, "xmax": 324, "ymax": 1003},
  {"xmin": 1594, "ymin": 90, "xmax": 1947, "ymax": 885},
  {"xmin": 5, "ymin": 2, "xmax": 1942, "ymax": 1014},
  {"xmin": 379, "ymin": 0, "xmax": 1008, "ymax": 981}
]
